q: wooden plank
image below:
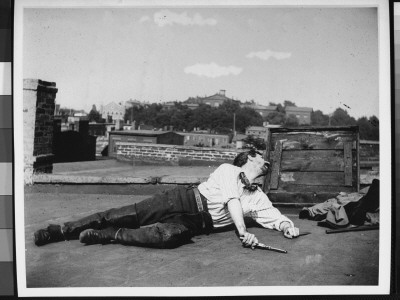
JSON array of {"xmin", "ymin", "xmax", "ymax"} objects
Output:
[
  {"xmin": 268, "ymin": 191, "xmax": 344, "ymax": 204},
  {"xmin": 262, "ymin": 130, "xmax": 272, "ymax": 192},
  {"xmin": 269, "ymin": 126, "xmax": 359, "ymax": 133},
  {"xmin": 270, "ymin": 141, "xmax": 283, "ymax": 190},
  {"xmin": 271, "ymin": 184, "xmax": 356, "ymax": 194},
  {"xmin": 271, "ymin": 132, "xmax": 356, "ymax": 151},
  {"xmin": 280, "ymin": 150, "xmax": 345, "ymax": 171},
  {"xmin": 344, "ymin": 142, "xmax": 353, "ymax": 186},
  {"xmin": 279, "ymin": 171, "xmax": 344, "ymax": 186}
]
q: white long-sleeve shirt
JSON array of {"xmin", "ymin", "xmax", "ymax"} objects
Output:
[{"xmin": 198, "ymin": 163, "xmax": 293, "ymax": 230}]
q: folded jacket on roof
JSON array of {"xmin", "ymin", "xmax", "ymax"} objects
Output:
[{"xmin": 299, "ymin": 179, "xmax": 380, "ymax": 228}]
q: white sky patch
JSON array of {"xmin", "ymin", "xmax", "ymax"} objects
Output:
[
  {"xmin": 184, "ymin": 62, "xmax": 242, "ymax": 78},
  {"xmin": 139, "ymin": 16, "xmax": 150, "ymax": 23},
  {"xmin": 154, "ymin": 10, "xmax": 217, "ymax": 27},
  {"xmin": 246, "ymin": 50, "xmax": 292, "ymax": 60}
]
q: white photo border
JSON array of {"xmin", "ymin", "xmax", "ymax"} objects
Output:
[{"xmin": 13, "ymin": 0, "xmax": 391, "ymax": 297}]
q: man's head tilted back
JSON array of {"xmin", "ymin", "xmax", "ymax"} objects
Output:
[{"xmin": 233, "ymin": 148, "xmax": 263, "ymax": 167}]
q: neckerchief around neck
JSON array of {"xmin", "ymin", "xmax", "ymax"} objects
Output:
[{"xmin": 239, "ymin": 172, "xmax": 259, "ymax": 192}]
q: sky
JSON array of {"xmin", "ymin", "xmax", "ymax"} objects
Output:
[{"xmin": 23, "ymin": 6, "xmax": 379, "ymax": 119}]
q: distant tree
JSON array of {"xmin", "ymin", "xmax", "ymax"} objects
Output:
[
  {"xmin": 265, "ymin": 111, "xmax": 286, "ymax": 125},
  {"xmin": 276, "ymin": 104, "xmax": 285, "ymax": 114},
  {"xmin": 367, "ymin": 116, "xmax": 379, "ymax": 140},
  {"xmin": 190, "ymin": 104, "xmax": 214, "ymax": 131},
  {"xmin": 242, "ymin": 135, "xmax": 266, "ymax": 150},
  {"xmin": 357, "ymin": 115, "xmax": 379, "ymax": 140},
  {"xmin": 330, "ymin": 108, "xmax": 357, "ymax": 126},
  {"xmin": 235, "ymin": 107, "xmax": 263, "ymax": 133},
  {"xmin": 284, "ymin": 114, "xmax": 300, "ymax": 127},
  {"xmin": 88, "ymin": 104, "xmax": 101, "ymax": 123},
  {"xmin": 170, "ymin": 105, "xmax": 194, "ymax": 131},
  {"xmin": 283, "ymin": 100, "xmax": 296, "ymax": 108},
  {"xmin": 311, "ymin": 110, "xmax": 329, "ymax": 126},
  {"xmin": 155, "ymin": 110, "xmax": 174, "ymax": 128}
]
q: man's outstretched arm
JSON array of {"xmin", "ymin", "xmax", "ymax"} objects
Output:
[{"xmin": 227, "ymin": 198, "xmax": 258, "ymax": 249}]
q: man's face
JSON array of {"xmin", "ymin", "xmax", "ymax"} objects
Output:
[{"xmin": 251, "ymin": 153, "xmax": 270, "ymax": 176}]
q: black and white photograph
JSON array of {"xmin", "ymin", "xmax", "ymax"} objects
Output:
[{"xmin": 13, "ymin": 0, "xmax": 391, "ymax": 297}]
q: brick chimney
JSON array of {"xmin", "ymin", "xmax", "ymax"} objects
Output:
[{"xmin": 23, "ymin": 79, "xmax": 58, "ymax": 184}]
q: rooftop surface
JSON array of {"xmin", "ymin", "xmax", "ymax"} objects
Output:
[
  {"xmin": 25, "ymin": 186, "xmax": 379, "ymax": 290},
  {"xmin": 33, "ymin": 159, "xmax": 218, "ymax": 184},
  {"xmin": 23, "ymin": 159, "xmax": 380, "ymax": 294}
]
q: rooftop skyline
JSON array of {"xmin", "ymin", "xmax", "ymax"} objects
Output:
[{"xmin": 23, "ymin": 6, "xmax": 379, "ymax": 119}]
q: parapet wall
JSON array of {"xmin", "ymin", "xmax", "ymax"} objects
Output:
[
  {"xmin": 359, "ymin": 140, "xmax": 379, "ymax": 166},
  {"xmin": 23, "ymin": 79, "xmax": 58, "ymax": 184},
  {"xmin": 116, "ymin": 142, "xmax": 239, "ymax": 165}
]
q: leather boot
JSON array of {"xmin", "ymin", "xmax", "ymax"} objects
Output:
[
  {"xmin": 34, "ymin": 224, "xmax": 65, "ymax": 246},
  {"xmin": 116, "ymin": 223, "xmax": 193, "ymax": 249},
  {"xmin": 79, "ymin": 227, "xmax": 119, "ymax": 245},
  {"xmin": 63, "ymin": 203, "xmax": 140, "ymax": 239}
]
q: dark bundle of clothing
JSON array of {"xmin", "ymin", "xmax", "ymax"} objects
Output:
[{"xmin": 299, "ymin": 179, "xmax": 380, "ymax": 229}]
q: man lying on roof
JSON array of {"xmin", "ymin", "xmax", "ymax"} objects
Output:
[{"xmin": 34, "ymin": 148, "xmax": 300, "ymax": 249}]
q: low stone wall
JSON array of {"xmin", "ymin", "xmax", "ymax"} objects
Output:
[{"xmin": 116, "ymin": 142, "xmax": 239, "ymax": 165}]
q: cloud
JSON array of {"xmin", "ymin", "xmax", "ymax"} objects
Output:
[
  {"xmin": 184, "ymin": 62, "xmax": 242, "ymax": 78},
  {"xmin": 246, "ymin": 50, "xmax": 292, "ymax": 60},
  {"xmin": 154, "ymin": 10, "xmax": 217, "ymax": 27},
  {"xmin": 139, "ymin": 16, "xmax": 150, "ymax": 23}
]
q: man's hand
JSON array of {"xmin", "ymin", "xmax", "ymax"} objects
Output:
[
  {"xmin": 239, "ymin": 231, "xmax": 259, "ymax": 249},
  {"xmin": 280, "ymin": 221, "xmax": 299, "ymax": 239}
]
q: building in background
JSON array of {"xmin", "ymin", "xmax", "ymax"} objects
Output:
[
  {"xmin": 245, "ymin": 126, "xmax": 269, "ymax": 137},
  {"xmin": 232, "ymin": 133, "xmax": 248, "ymax": 149},
  {"xmin": 183, "ymin": 90, "xmax": 240, "ymax": 108},
  {"xmin": 162, "ymin": 101, "xmax": 199, "ymax": 110},
  {"xmin": 125, "ymin": 99, "xmax": 147, "ymax": 109},
  {"xmin": 241, "ymin": 103, "xmax": 277, "ymax": 118},
  {"xmin": 100, "ymin": 102, "xmax": 125, "ymax": 121},
  {"xmin": 178, "ymin": 132, "xmax": 230, "ymax": 147},
  {"xmin": 285, "ymin": 106, "xmax": 313, "ymax": 125}
]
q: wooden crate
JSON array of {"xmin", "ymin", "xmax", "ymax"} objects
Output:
[{"xmin": 262, "ymin": 126, "xmax": 360, "ymax": 205}]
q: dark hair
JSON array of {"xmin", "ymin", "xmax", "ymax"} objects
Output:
[{"xmin": 233, "ymin": 148, "xmax": 263, "ymax": 167}]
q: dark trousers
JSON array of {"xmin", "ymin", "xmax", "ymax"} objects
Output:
[{"xmin": 62, "ymin": 186, "xmax": 213, "ymax": 242}]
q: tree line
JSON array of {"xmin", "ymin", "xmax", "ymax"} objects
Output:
[
  {"xmin": 123, "ymin": 101, "xmax": 263, "ymax": 135},
  {"xmin": 265, "ymin": 101, "xmax": 379, "ymax": 140},
  {"xmin": 84, "ymin": 100, "xmax": 379, "ymax": 141}
]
